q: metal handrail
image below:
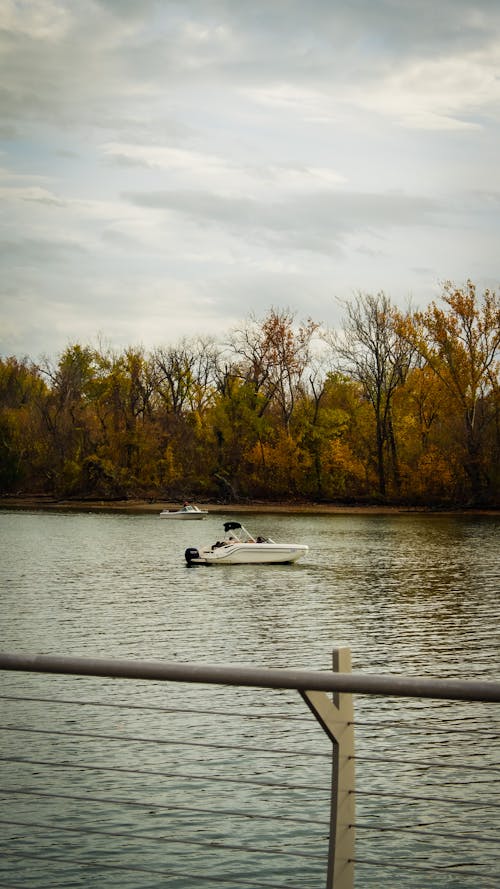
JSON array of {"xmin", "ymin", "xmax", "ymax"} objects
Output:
[
  {"xmin": 1, "ymin": 649, "xmax": 499, "ymax": 888},
  {"xmin": 1, "ymin": 651, "xmax": 499, "ymax": 701}
]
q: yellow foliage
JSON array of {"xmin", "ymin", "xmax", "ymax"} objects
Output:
[{"xmin": 414, "ymin": 446, "xmax": 456, "ymax": 500}]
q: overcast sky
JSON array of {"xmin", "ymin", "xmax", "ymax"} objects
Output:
[{"xmin": 1, "ymin": 0, "xmax": 499, "ymax": 361}]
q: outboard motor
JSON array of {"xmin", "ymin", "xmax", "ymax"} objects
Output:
[{"xmin": 185, "ymin": 547, "xmax": 200, "ymax": 565}]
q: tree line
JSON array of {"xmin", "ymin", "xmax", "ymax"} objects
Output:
[{"xmin": 1, "ymin": 281, "xmax": 498, "ymax": 507}]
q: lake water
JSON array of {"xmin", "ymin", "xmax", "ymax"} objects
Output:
[{"xmin": 0, "ymin": 508, "xmax": 499, "ymax": 887}]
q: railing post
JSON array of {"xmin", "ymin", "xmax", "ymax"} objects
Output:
[
  {"xmin": 301, "ymin": 646, "xmax": 355, "ymax": 889},
  {"xmin": 328, "ymin": 647, "xmax": 355, "ymax": 889}
]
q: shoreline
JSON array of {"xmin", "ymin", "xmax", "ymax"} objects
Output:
[{"xmin": 0, "ymin": 497, "xmax": 497, "ymax": 517}]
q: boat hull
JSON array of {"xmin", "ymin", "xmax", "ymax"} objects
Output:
[
  {"xmin": 160, "ymin": 509, "xmax": 208, "ymax": 522},
  {"xmin": 188, "ymin": 543, "xmax": 308, "ymax": 565},
  {"xmin": 160, "ymin": 511, "xmax": 208, "ymax": 519}
]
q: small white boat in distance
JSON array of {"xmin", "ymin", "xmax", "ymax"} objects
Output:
[
  {"xmin": 185, "ymin": 521, "xmax": 308, "ymax": 565},
  {"xmin": 160, "ymin": 504, "xmax": 208, "ymax": 519}
]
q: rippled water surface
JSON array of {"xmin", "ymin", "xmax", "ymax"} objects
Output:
[{"xmin": 1, "ymin": 509, "xmax": 499, "ymax": 887}]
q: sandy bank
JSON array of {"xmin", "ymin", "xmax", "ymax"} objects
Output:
[{"xmin": 0, "ymin": 497, "xmax": 496, "ymax": 517}]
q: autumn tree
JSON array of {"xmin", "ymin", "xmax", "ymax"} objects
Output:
[
  {"xmin": 297, "ymin": 369, "xmax": 369, "ymax": 500},
  {"xmin": 3, "ymin": 284, "xmax": 497, "ymax": 507},
  {"xmin": 388, "ymin": 360, "xmax": 460, "ymax": 503},
  {"xmin": 39, "ymin": 345, "xmax": 102, "ymax": 495},
  {"xmin": 326, "ymin": 293, "xmax": 415, "ymax": 499},
  {"xmin": 215, "ymin": 309, "xmax": 319, "ymax": 498},
  {"xmin": 151, "ymin": 337, "xmax": 220, "ymax": 496},
  {"xmin": 90, "ymin": 346, "xmax": 160, "ymax": 495},
  {"xmin": 229, "ymin": 308, "xmax": 319, "ymax": 430},
  {"xmin": 0, "ymin": 356, "xmax": 48, "ymax": 492},
  {"xmin": 152, "ymin": 337, "xmax": 219, "ymax": 415},
  {"xmin": 400, "ymin": 281, "xmax": 500, "ymax": 505}
]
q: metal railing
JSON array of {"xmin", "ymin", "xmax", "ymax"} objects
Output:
[{"xmin": 0, "ymin": 649, "xmax": 499, "ymax": 888}]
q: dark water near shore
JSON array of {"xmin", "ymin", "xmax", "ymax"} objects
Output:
[{"xmin": 0, "ymin": 510, "xmax": 499, "ymax": 887}]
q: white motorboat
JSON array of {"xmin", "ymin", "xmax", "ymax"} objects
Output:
[
  {"xmin": 185, "ymin": 521, "xmax": 308, "ymax": 565},
  {"xmin": 160, "ymin": 504, "xmax": 208, "ymax": 519}
]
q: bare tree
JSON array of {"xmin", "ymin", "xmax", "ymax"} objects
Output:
[
  {"xmin": 229, "ymin": 308, "xmax": 320, "ymax": 431},
  {"xmin": 152, "ymin": 337, "xmax": 220, "ymax": 415},
  {"xmin": 326, "ymin": 293, "xmax": 415, "ymax": 498}
]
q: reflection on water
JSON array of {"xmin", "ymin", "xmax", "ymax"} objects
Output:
[{"xmin": 0, "ymin": 509, "xmax": 499, "ymax": 887}]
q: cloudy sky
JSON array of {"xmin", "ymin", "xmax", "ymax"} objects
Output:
[{"xmin": 1, "ymin": 0, "xmax": 499, "ymax": 360}]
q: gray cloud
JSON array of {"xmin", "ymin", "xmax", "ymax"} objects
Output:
[
  {"xmin": 124, "ymin": 187, "xmax": 439, "ymax": 251},
  {"xmin": 0, "ymin": 1, "xmax": 498, "ymax": 359},
  {"xmin": 0, "ymin": 237, "xmax": 86, "ymax": 265},
  {"xmin": 2, "ymin": 1, "xmax": 499, "ymax": 129}
]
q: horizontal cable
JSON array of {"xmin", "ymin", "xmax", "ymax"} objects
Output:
[
  {"xmin": 353, "ymin": 856, "xmax": 498, "ymax": 884},
  {"xmin": 354, "ymin": 820, "xmax": 499, "ymax": 844},
  {"xmin": 356, "ymin": 788, "xmax": 500, "ymax": 809},
  {"xmin": 4, "ymin": 694, "xmax": 498, "ymax": 740},
  {"xmin": 0, "ymin": 849, "xmax": 309, "ymax": 889},
  {"xmin": 1, "ymin": 788, "xmax": 328, "ymax": 826},
  {"xmin": 345, "ymin": 720, "xmax": 493, "ymax": 742},
  {"xmin": 0, "ymin": 755, "xmax": 331, "ymax": 794},
  {"xmin": 3, "ymin": 753, "xmax": 496, "ymax": 799},
  {"xmin": 5, "ymin": 695, "xmax": 498, "ymax": 739},
  {"xmin": 354, "ymin": 754, "xmax": 500, "ymax": 773},
  {"xmin": 0, "ymin": 724, "xmax": 331, "ymax": 757},
  {"xmin": 355, "ymin": 717, "xmax": 500, "ymax": 736},
  {"xmin": 3, "ymin": 720, "xmax": 497, "ymax": 775},
  {"xmin": 0, "ymin": 818, "xmax": 326, "ymax": 861},
  {"xmin": 0, "ymin": 693, "xmax": 311, "ymax": 723}
]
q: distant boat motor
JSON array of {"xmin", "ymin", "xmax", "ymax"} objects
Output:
[{"xmin": 185, "ymin": 547, "xmax": 200, "ymax": 564}]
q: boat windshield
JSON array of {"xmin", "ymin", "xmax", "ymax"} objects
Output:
[{"xmin": 223, "ymin": 524, "xmax": 274, "ymax": 544}]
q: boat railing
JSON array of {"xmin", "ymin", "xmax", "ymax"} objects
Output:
[{"xmin": 0, "ymin": 649, "xmax": 499, "ymax": 888}]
